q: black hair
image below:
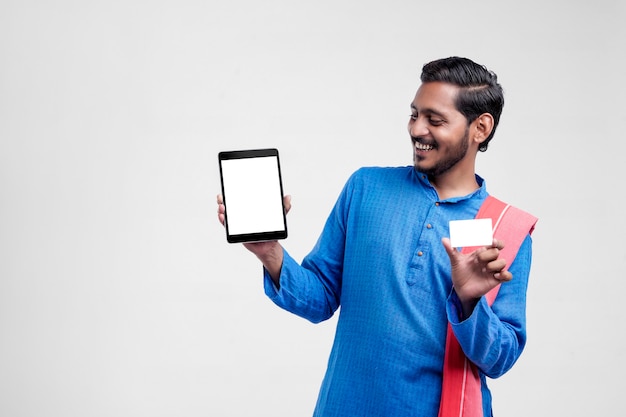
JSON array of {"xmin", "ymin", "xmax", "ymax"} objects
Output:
[{"xmin": 421, "ymin": 57, "xmax": 504, "ymax": 151}]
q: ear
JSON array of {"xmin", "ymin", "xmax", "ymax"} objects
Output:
[{"xmin": 472, "ymin": 113, "xmax": 494, "ymax": 145}]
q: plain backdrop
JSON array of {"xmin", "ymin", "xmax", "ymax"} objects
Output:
[{"xmin": 1, "ymin": 1, "xmax": 625, "ymax": 416}]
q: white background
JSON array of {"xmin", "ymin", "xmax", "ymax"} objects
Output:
[{"xmin": 1, "ymin": 1, "xmax": 624, "ymax": 416}]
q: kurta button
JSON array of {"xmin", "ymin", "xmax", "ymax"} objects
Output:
[
  {"xmin": 417, "ymin": 251, "xmax": 423, "ymax": 256},
  {"xmin": 435, "ymin": 202, "xmax": 440, "ymax": 206},
  {"xmin": 426, "ymin": 224, "xmax": 432, "ymax": 229}
]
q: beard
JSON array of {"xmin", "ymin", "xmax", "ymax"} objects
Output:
[{"xmin": 414, "ymin": 127, "xmax": 470, "ymax": 177}]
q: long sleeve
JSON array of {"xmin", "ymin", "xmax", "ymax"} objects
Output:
[
  {"xmin": 262, "ymin": 248, "xmax": 342, "ymax": 323},
  {"xmin": 446, "ymin": 234, "xmax": 533, "ymax": 378},
  {"xmin": 262, "ymin": 173, "xmax": 354, "ymax": 324}
]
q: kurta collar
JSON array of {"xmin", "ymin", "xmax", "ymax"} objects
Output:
[{"xmin": 412, "ymin": 167, "xmax": 488, "ymax": 203}]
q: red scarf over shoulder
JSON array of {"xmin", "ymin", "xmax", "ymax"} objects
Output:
[{"xmin": 438, "ymin": 196, "xmax": 538, "ymax": 417}]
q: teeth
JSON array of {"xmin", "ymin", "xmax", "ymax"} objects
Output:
[{"xmin": 415, "ymin": 142, "xmax": 434, "ymax": 151}]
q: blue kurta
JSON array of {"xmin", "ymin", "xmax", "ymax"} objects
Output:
[{"xmin": 264, "ymin": 166, "xmax": 533, "ymax": 417}]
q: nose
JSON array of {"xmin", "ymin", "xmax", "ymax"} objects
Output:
[{"xmin": 408, "ymin": 116, "xmax": 429, "ymax": 138}]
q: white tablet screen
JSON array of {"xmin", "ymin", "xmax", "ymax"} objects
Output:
[{"xmin": 219, "ymin": 149, "xmax": 287, "ymax": 242}]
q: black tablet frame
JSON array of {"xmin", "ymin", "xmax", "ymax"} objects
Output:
[{"xmin": 218, "ymin": 148, "xmax": 288, "ymax": 243}]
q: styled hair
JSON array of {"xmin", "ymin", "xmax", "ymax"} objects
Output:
[{"xmin": 421, "ymin": 57, "xmax": 504, "ymax": 152}]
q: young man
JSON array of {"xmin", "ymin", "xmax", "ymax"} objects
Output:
[{"xmin": 217, "ymin": 57, "xmax": 536, "ymax": 416}]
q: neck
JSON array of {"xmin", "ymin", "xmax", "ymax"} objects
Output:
[{"xmin": 429, "ymin": 168, "xmax": 480, "ymax": 200}]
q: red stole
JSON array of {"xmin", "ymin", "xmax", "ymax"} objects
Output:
[{"xmin": 438, "ymin": 196, "xmax": 538, "ymax": 417}]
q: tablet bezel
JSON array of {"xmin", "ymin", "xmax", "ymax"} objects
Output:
[{"xmin": 218, "ymin": 148, "xmax": 288, "ymax": 243}]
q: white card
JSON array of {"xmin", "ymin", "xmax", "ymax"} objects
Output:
[{"xmin": 449, "ymin": 218, "xmax": 493, "ymax": 248}]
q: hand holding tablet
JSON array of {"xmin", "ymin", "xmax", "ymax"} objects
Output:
[{"xmin": 218, "ymin": 148, "xmax": 288, "ymax": 243}]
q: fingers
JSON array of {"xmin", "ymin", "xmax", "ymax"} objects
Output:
[
  {"xmin": 477, "ymin": 238, "xmax": 505, "ymax": 263},
  {"xmin": 283, "ymin": 195, "xmax": 292, "ymax": 214},
  {"xmin": 477, "ymin": 249, "xmax": 510, "ymax": 279},
  {"xmin": 216, "ymin": 194, "xmax": 225, "ymax": 226},
  {"xmin": 492, "ymin": 238, "xmax": 505, "ymax": 250},
  {"xmin": 481, "ymin": 253, "xmax": 512, "ymax": 282},
  {"xmin": 475, "ymin": 239, "xmax": 512, "ymax": 281},
  {"xmin": 493, "ymin": 270, "xmax": 513, "ymax": 282}
]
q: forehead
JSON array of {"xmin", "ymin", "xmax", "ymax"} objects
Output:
[{"xmin": 411, "ymin": 81, "xmax": 461, "ymax": 115}]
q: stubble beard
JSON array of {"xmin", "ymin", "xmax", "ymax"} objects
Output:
[{"xmin": 414, "ymin": 127, "xmax": 470, "ymax": 177}]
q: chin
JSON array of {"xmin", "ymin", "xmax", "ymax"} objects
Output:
[
  {"xmin": 414, "ymin": 162, "xmax": 439, "ymax": 177},
  {"xmin": 413, "ymin": 158, "xmax": 428, "ymax": 171}
]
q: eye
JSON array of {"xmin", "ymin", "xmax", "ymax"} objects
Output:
[
  {"xmin": 428, "ymin": 117, "xmax": 444, "ymax": 126},
  {"xmin": 409, "ymin": 113, "xmax": 418, "ymax": 121}
]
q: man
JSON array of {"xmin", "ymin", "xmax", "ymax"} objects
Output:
[{"xmin": 217, "ymin": 57, "xmax": 536, "ymax": 416}]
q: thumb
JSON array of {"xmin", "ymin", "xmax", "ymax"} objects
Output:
[{"xmin": 441, "ymin": 237, "xmax": 459, "ymax": 262}]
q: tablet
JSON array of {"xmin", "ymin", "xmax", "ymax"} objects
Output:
[{"xmin": 218, "ymin": 148, "xmax": 288, "ymax": 243}]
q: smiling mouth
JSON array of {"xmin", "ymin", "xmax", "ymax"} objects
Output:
[{"xmin": 415, "ymin": 141, "xmax": 435, "ymax": 151}]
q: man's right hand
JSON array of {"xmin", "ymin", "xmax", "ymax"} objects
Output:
[{"xmin": 216, "ymin": 194, "xmax": 292, "ymax": 287}]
